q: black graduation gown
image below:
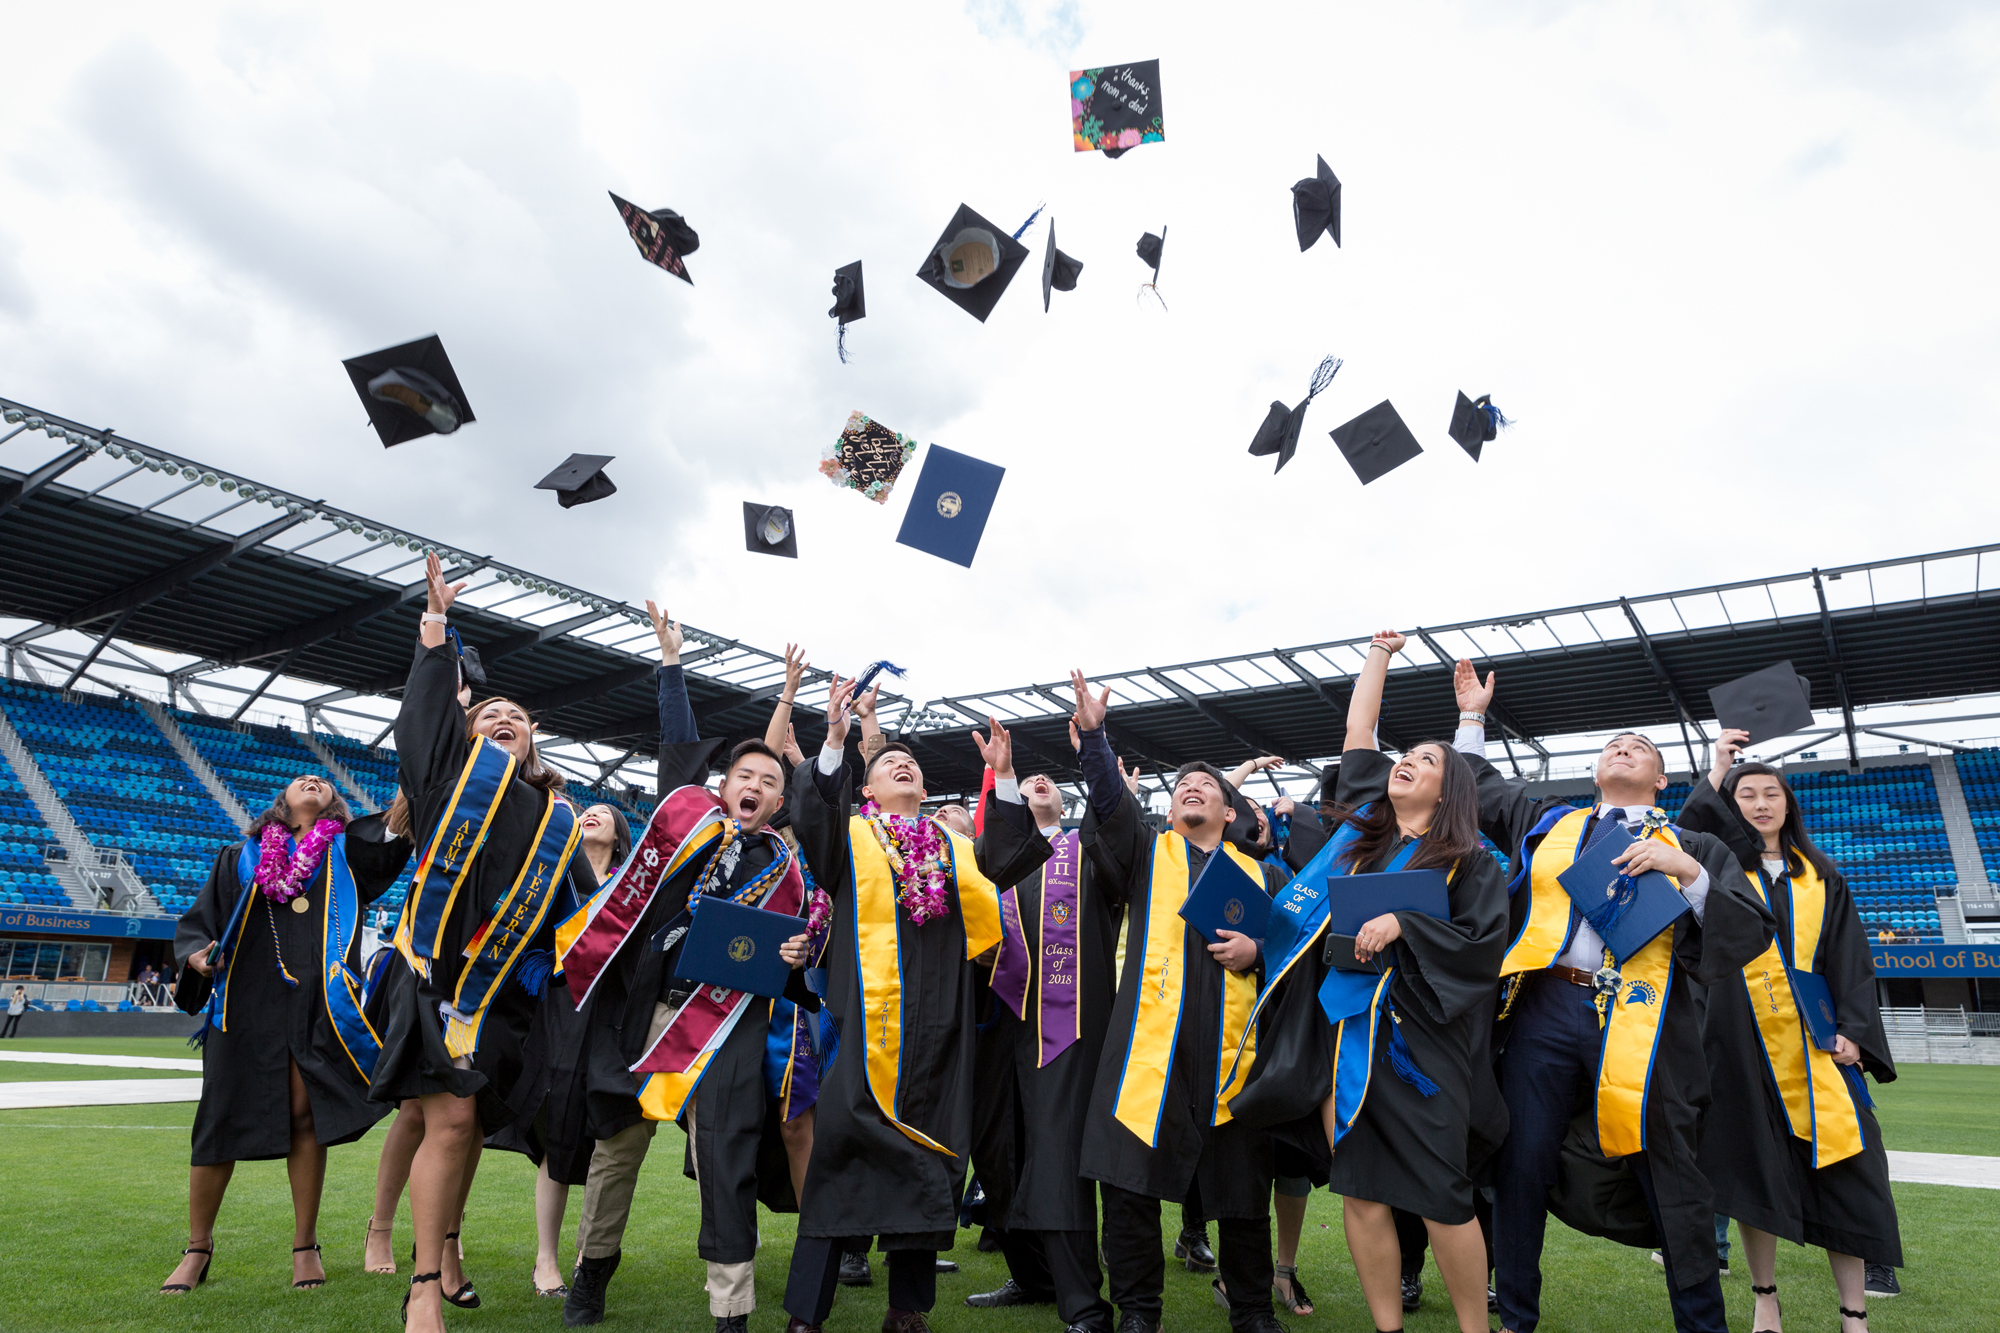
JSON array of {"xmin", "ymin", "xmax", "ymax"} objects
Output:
[
  {"xmin": 1077, "ymin": 784, "xmax": 1277, "ymax": 1220},
  {"xmin": 1467, "ymin": 751, "xmax": 1775, "ymax": 1284},
  {"xmin": 1230, "ymin": 750, "xmax": 1510, "ymax": 1223},
  {"xmin": 969, "ymin": 803, "xmax": 1125, "ymax": 1235},
  {"xmin": 486, "ymin": 973, "xmax": 597, "ymax": 1184},
  {"xmin": 1677, "ymin": 779, "xmax": 1902, "ymax": 1263},
  {"xmin": 366, "ymin": 642, "xmax": 597, "ymax": 1130},
  {"xmin": 176, "ymin": 817, "xmax": 410, "ymax": 1165},
  {"xmin": 790, "ymin": 758, "xmax": 1050, "ymax": 1247}
]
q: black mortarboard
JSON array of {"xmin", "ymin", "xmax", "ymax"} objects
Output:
[
  {"xmin": 445, "ymin": 628, "xmax": 487, "ymax": 689},
  {"xmin": 1708, "ymin": 662, "xmax": 1816, "ymax": 746},
  {"xmin": 1247, "ymin": 356, "xmax": 1343, "ymax": 473},
  {"xmin": 1136, "ymin": 229, "xmax": 1165, "ymax": 277},
  {"xmin": 534, "ymin": 453, "xmax": 618, "ymax": 508},
  {"xmin": 915, "ymin": 204, "xmax": 1030, "ymax": 323},
  {"xmin": 1292, "ymin": 155, "xmax": 1341, "ymax": 251},
  {"xmin": 895, "ymin": 445, "xmax": 1005, "ymax": 568},
  {"xmin": 743, "ymin": 502, "xmax": 799, "ymax": 558},
  {"xmin": 1447, "ymin": 392, "xmax": 1510, "ymax": 461},
  {"xmin": 342, "ymin": 335, "xmax": 475, "ymax": 447},
  {"xmin": 1329, "ymin": 400, "xmax": 1424, "ymax": 485},
  {"xmin": 829, "ymin": 260, "xmax": 865, "ymax": 363},
  {"xmin": 1041, "ymin": 221, "xmax": 1083, "ymax": 312},
  {"xmin": 1072, "ymin": 61, "xmax": 1164, "ymax": 158},
  {"xmin": 609, "ymin": 191, "xmax": 697, "ymax": 284}
]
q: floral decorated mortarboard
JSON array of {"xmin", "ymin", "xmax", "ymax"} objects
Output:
[
  {"xmin": 822, "ymin": 411, "xmax": 918, "ymax": 504},
  {"xmin": 609, "ymin": 191, "xmax": 697, "ymax": 285},
  {"xmin": 1072, "ymin": 61, "xmax": 1163, "ymax": 158}
]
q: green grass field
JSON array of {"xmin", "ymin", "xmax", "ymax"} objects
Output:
[{"xmin": 0, "ymin": 1042, "xmax": 1994, "ymax": 1332}]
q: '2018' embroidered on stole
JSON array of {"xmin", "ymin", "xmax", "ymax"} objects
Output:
[{"xmin": 991, "ymin": 829, "xmax": 1083, "ymax": 1066}]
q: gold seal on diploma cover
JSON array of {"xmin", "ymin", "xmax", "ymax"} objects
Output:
[
  {"xmin": 936, "ymin": 491, "xmax": 962, "ymax": 518},
  {"xmin": 728, "ymin": 935, "xmax": 755, "ymax": 962},
  {"xmin": 292, "ymin": 896, "xmax": 311, "ymax": 914}
]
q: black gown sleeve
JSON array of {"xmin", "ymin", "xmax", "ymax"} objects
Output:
[
  {"xmin": 1674, "ymin": 778, "xmax": 1760, "ymax": 869},
  {"xmin": 176, "ymin": 844, "xmax": 243, "ymax": 967},
  {"xmin": 1391, "ymin": 851, "xmax": 1509, "ymax": 1025},
  {"xmin": 1464, "ymin": 749, "xmax": 1556, "ymax": 861},
  {"xmin": 1077, "ymin": 728, "xmax": 1148, "ymax": 907},
  {"xmin": 1820, "ymin": 866, "xmax": 1895, "ymax": 1082},
  {"xmin": 789, "ymin": 755, "xmax": 854, "ymax": 901},
  {"xmin": 1673, "ymin": 830, "xmax": 1775, "ymax": 985},
  {"xmin": 343, "ymin": 813, "xmax": 413, "ymax": 904},
  {"xmin": 395, "ymin": 641, "xmax": 470, "ymax": 797},
  {"xmin": 1283, "ymin": 806, "xmax": 1328, "ymax": 871},
  {"xmin": 972, "ymin": 789, "xmax": 1052, "ymax": 889},
  {"xmin": 1333, "ymin": 748, "xmax": 1394, "ymax": 808},
  {"xmin": 655, "ymin": 663, "xmax": 728, "ymax": 792}
]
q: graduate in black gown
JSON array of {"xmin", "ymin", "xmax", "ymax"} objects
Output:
[
  {"xmin": 1679, "ymin": 730, "xmax": 1898, "ymax": 1333},
  {"xmin": 1230, "ymin": 632, "xmax": 1508, "ymax": 1333},
  {"xmin": 367, "ymin": 552, "xmax": 597, "ymax": 1333},
  {"xmin": 163, "ymin": 775, "xmax": 410, "ymax": 1295},
  {"xmin": 1065, "ymin": 671, "xmax": 1285, "ymax": 1333},
  {"xmin": 781, "ymin": 676, "xmax": 1051, "ymax": 1333},
  {"xmin": 1450, "ymin": 660, "xmax": 1774, "ymax": 1333},
  {"xmin": 964, "ymin": 768, "xmax": 1120, "ymax": 1332}
]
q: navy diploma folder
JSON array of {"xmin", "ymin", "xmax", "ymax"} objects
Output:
[
  {"xmin": 1324, "ymin": 868, "xmax": 1451, "ymax": 936},
  {"xmin": 1178, "ymin": 852, "xmax": 1271, "ymax": 944},
  {"xmin": 673, "ymin": 896, "xmax": 799, "ymax": 999},
  {"xmin": 1788, "ymin": 969, "xmax": 1841, "ymax": 1051},
  {"xmin": 1553, "ymin": 822, "xmax": 1692, "ymax": 965}
]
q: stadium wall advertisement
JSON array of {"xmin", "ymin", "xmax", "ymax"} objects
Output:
[
  {"xmin": 0, "ymin": 908, "xmax": 176, "ymax": 940},
  {"xmin": 1870, "ymin": 946, "xmax": 2000, "ymax": 978}
]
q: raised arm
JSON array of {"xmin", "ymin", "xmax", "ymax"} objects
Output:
[
  {"xmin": 1225, "ymin": 755, "xmax": 1284, "ymax": 789},
  {"xmin": 790, "ymin": 674, "xmax": 859, "ymax": 897},
  {"xmin": 971, "ymin": 717, "xmax": 1052, "ymax": 886},
  {"xmin": 852, "ymin": 684, "xmax": 885, "ymax": 763},
  {"xmin": 1070, "ymin": 670, "xmax": 1147, "ymax": 898},
  {"xmin": 762, "ymin": 644, "xmax": 807, "ymax": 752},
  {"xmin": 1344, "ymin": 630, "xmax": 1403, "ymax": 752},
  {"xmin": 649, "ymin": 600, "xmax": 697, "ymax": 745},
  {"xmin": 397, "ymin": 553, "xmax": 473, "ymax": 796},
  {"xmin": 1449, "ymin": 658, "xmax": 1544, "ymax": 859}
]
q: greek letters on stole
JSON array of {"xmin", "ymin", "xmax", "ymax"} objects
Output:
[
  {"xmin": 1111, "ymin": 833, "xmax": 1263, "ymax": 1148},
  {"xmin": 990, "ymin": 829, "xmax": 1084, "ymax": 1066},
  {"xmin": 850, "ymin": 817, "xmax": 1002, "ymax": 1156},
  {"xmin": 1504, "ymin": 806, "xmax": 1680, "ymax": 1158},
  {"xmin": 1742, "ymin": 860, "xmax": 1867, "ymax": 1167}
]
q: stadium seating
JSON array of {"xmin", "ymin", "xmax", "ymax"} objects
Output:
[
  {"xmin": 1953, "ymin": 748, "xmax": 2000, "ymax": 889},
  {"xmin": 0, "ymin": 742, "xmax": 65, "ymax": 908},
  {"xmin": 315, "ymin": 728, "xmax": 400, "ymax": 810},
  {"xmin": 172, "ymin": 712, "xmax": 326, "ymax": 819}
]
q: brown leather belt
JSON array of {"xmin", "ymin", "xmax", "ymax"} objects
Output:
[{"xmin": 1549, "ymin": 965, "xmax": 1597, "ymax": 987}]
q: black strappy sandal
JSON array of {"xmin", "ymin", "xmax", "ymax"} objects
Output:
[
  {"xmin": 1750, "ymin": 1282, "xmax": 1781, "ymax": 1333},
  {"xmin": 159, "ymin": 1243, "xmax": 213, "ymax": 1295},
  {"xmin": 402, "ymin": 1271, "xmax": 440, "ymax": 1324},
  {"xmin": 1274, "ymin": 1263, "xmax": 1315, "ymax": 1316},
  {"xmin": 441, "ymin": 1232, "xmax": 480, "ymax": 1309},
  {"xmin": 293, "ymin": 1242, "xmax": 325, "ymax": 1289}
]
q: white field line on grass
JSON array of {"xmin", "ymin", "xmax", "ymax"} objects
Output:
[
  {"xmin": 0, "ymin": 1078, "xmax": 202, "ymax": 1108},
  {"xmin": 1887, "ymin": 1151, "xmax": 2000, "ymax": 1190},
  {"xmin": 0, "ymin": 1050, "xmax": 203, "ymax": 1071}
]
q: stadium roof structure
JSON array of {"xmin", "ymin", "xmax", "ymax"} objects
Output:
[{"xmin": 3, "ymin": 391, "xmax": 2000, "ymax": 802}]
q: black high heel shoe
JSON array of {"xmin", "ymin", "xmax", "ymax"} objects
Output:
[
  {"xmin": 402, "ymin": 1271, "xmax": 440, "ymax": 1325},
  {"xmin": 1750, "ymin": 1282, "xmax": 1781, "ymax": 1333},
  {"xmin": 441, "ymin": 1231, "xmax": 480, "ymax": 1309},
  {"xmin": 159, "ymin": 1243, "xmax": 213, "ymax": 1295},
  {"xmin": 293, "ymin": 1242, "xmax": 325, "ymax": 1289}
]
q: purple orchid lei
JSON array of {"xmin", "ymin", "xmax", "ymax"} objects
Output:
[
  {"xmin": 253, "ymin": 817, "xmax": 344, "ymax": 904},
  {"xmin": 861, "ymin": 799, "xmax": 952, "ymax": 924}
]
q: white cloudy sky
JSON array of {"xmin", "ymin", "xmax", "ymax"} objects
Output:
[{"xmin": 2, "ymin": 0, "xmax": 1998, "ymax": 715}]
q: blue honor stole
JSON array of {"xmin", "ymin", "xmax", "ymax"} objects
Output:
[
  {"xmin": 394, "ymin": 736, "xmax": 516, "ymax": 978},
  {"xmin": 444, "ymin": 793, "xmax": 582, "ymax": 1058},
  {"xmin": 213, "ymin": 834, "xmax": 382, "ymax": 1080}
]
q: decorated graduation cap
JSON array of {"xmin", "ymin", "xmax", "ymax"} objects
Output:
[
  {"xmin": 1136, "ymin": 227, "xmax": 1166, "ymax": 307},
  {"xmin": 1708, "ymin": 662, "xmax": 1816, "ymax": 746},
  {"xmin": 916, "ymin": 204, "xmax": 1031, "ymax": 323},
  {"xmin": 343, "ymin": 335, "xmax": 475, "ymax": 447},
  {"xmin": 609, "ymin": 191, "xmax": 697, "ymax": 284},
  {"xmin": 895, "ymin": 444, "xmax": 1005, "ymax": 568},
  {"xmin": 1071, "ymin": 61, "xmax": 1164, "ymax": 158},
  {"xmin": 1041, "ymin": 221, "xmax": 1083, "ymax": 312},
  {"xmin": 534, "ymin": 453, "xmax": 618, "ymax": 508},
  {"xmin": 1329, "ymin": 400, "xmax": 1424, "ymax": 485},
  {"xmin": 829, "ymin": 261, "xmax": 864, "ymax": 363},
  {"xmin": 445, "ymin": 628, "xmax": 487, "ymax": 689},
  {"xmin": 1292, "ymin": 155, "xmax": 1342, "ymax": 251},
  {"xmin": 1248, "ymin": 356, "xmax": 1343, "ymax": 473},
  {"xmin": 1447, "ymin": 392, "xmax": 1511, "ymax": 461},
  {"xmin": 742, "ymin": 502, "xmax": 798, "ymax": 558},
  {"xmin": 822, "ymin": 411, "xmax": 918, "ymax": 504}
]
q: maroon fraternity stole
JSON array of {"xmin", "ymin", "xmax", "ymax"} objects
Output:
[{"xmin": 990, "ymin": 829, "xmax": 1084, "ymax": 1066}]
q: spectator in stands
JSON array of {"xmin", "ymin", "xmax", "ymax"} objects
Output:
[
  {"xmin": 1452, "ymin": 661, "xmax": 1774, "ymax": 1333},
  {"xmin": 366, "ymin": 553, "xmax": 599, "ymax": 1333},
  {"xmin": 1678, "ymin": 730, "xmax": 1900, "ymax": 1333},
  {"xmin": 2, "ymin": 985, "xmax": 24, "ymax": 1037},
  {"xmin": 161, "ymin": 774, "xmax": 412, "ymax": 1296}
]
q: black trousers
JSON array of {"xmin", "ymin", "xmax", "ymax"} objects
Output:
[
  {"xmin": 0, "ymin": 1013, "xmax": 20, "ymax": 1038},
  {"xmin": 1001, "ymin": 1228, "xmax": 1114, "ymax": 1331},
  {"xmin": 786, "ymin": 1238, "xmax": 936, "ymax": 1322},
  {"xmin": 1101, "ymin": 1183, "xmax": 1272, "ymax": 1330},
  {"xmin": 1393, "ymin": 1192, "xmax": 1495, "ymax": 1279}
]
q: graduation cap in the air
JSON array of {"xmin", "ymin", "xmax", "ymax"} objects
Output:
[
  {"xmin": 1708, "ymin": 662, "xmax": 1816, "ymax": 747},
  {"xmin": 1041, "ymin": 221, "xmax": 1083, "ymax": 312},
  {"xmin": 534, "ymin": 454, "xmax": 618, "ymax": 509},
  {"xmin": 742, "ymin": 502, "xmax": 799, "ymax": 559},
  {"xmin": 1136, "ymin": 227, "xmax": 1166, "ymax": 306},
  {"xmin": 1071, "ymin": 61, "xmax": 1164, "ymax": 158},
  {"xmin": 445, "ymin": 628, "xmax": 487, "ymax": 690},
  {"xmin": 1329, "ymin": 401, "xmax": 1424, "ymax": 485},
  {"xmin": 1447, "ymin": 393, "xmax": 1511, "ymax": 461},
  {"xmin": 824, "ymin": 411, "xmax": 918, "ymax": 504},
  {"xmin": 829, "ymin": 261, "xmax": 864, "ymax": 363},
  {"xmin": 609, "ymin": 191, "xmax": 697, "ymax": 284},
  {"xmin": 1292, "ymin": 155, "xmax": 1342, "ymax": 251},
  {"xmin": 916, "ymin": 204, "xmax": 1031, "ymax": 323},
  {"xmin": 1248, "ymin": 356, "xmax": 1343, "ymax": 473},
  {"xmin": 895, "ymin": 444, "xmax": 1005, "ymax": 568},
  {"xmin": 343, "ymin": 335, "xmax": 475, "ymax": 448}
]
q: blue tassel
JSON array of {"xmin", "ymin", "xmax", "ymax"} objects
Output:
[
  {"xmin": 1306, "ymin": 355, "xmax": 1344, "ymax": 400},
  {"xmin": 514, "ymin": 949, "xmax": 554, "ymax": 999},
  {"xmin": 1481, "ymin": 402, "xmax": 1511, "ymax": 430},
  {"xmin": 851, "ymin": 660, "xmax": 907, "ymax": 695},
  {"xmin": 185, "ymin": 1015, "xmax": 212, "ymax": 1051},
  {"xmin": 1011, "ymin": 204, "xmax": 1046, "ymax": 240},
  {"xmin": 1386, "ymin": 1009, "xmax": 1440, "ymax": 1097}
]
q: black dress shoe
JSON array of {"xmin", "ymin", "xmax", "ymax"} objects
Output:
[
  {"xmin": 717, "ymin": 1317, "xmax": 749, "ymax": 1333},
  {"xmin": 563, "ymin": 1250, "xmax": 620, "ymax": 1327},
  {"xmin": 966, "ymin": 1278, "xmax": 1048, "ymax": 1308},
  {"xmin": 1488, "ymin": 1282, "xmax": 1499, "ymax": 1313},
  {"xmin": 936, "ymin": 1258, "xmax": 959, "ymax": 1274},
  {"xmin": 882, "ymin": 1310, "xmax": 932, "ymax": 1333},
  {"xmin": 1401, "ymin": 1272, "xmax": 1422, "ymax": 1311},
  {"xmin": 787, "ymin": 1319, "xmax": 824, "ymax": 1333},
  {"xmin": 1174, "ymin": 1227, "xmax": 1217, "ymax": 1273},
  {"xmin": 1115, "ymin": 1314, "xmax": 1159, "ymax": 1333},
  {"xmin": 839, "ymin": 1251, "xmax": 873, "ymax": 1286},
  {"xmin": 1235, "ymin": 1314, "xmax": 1290, "ymax": 1333}
]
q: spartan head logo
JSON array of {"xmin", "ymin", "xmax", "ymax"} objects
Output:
[
  {"xmin": 728, "ymin": 935, "xmax": 755, "ymax": 963},
  {"xmin": 1223, "ymin": 898, "xmax": 1245, "ymax": 926},
  {"xmin": 1624, "ymin": 979, "xmax": 1659, "ymax": 1008}
]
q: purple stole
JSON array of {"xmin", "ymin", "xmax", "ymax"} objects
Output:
[{"xmin": 991, "ymin": 829, "xmax": 1082, "ymax": 1066}]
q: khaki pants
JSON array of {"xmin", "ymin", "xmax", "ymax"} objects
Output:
[
  {"xmin": 573, "ymin": 1001, "xmax": 674, "ymax": 1259},
  {"xmin": 690, "ymin": 1073, "xmax": 756, "ymax": 1314}
]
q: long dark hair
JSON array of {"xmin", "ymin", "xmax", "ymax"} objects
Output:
[
  {"xmin": 1329, "ymin": 741, "xmax": 1480, "ymax": 874},
  {"xmin": 247, "ymin": 778, "xmax": 355, "ymax": 838},
  {"xmin": 464, "ymin": 697, "xmax": 564, "ymax": 795},
  {"xmin": 1718, "ymin": 761, "xmax": 1839, "ymax": 883}
]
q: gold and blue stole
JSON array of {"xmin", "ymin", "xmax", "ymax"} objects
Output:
[
  {"xmin": 1316, "ymin": 840, "xmax": 1434, "ymax": 1148},
  {"xmin": 443, "ymin": 794, "xmax": 581, "ymax": 1058},
  {"xmin": 214, "ymin": 834, "xmax": 382, "ymax": 1080},
  {"xmin": 1742, "ymin": 860, "xmax": 1868, "ymax": 1167},
  {"xmin": 393, "ymin": 736, "xmax": 515, "ymax": 978},
  {"xmin": 1111, "ymin": 832, "xmax": 1264, "ymax": 1148}
]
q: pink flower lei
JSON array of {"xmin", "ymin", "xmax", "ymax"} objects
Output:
[
  {"xmin": 253, "ymin": 818, "xmax": 345, "ymax": 904},
  {"xmin": 861, "ymin": 800, "xmax": 952, "ymax": 924}
]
